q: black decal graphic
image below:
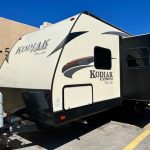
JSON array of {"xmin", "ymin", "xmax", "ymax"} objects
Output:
[
  {"xmin": 67, "ymin": 31, "xmax": 88, "ymax": 43},
  {"xmin": 48, "ymin": 38, "xmax": 66, "ymax": 56},
  {"xmin": 64, "ymin": 65, "xmax": 93, "ymax": 78},
  {"xmin": 62, "ymin": 56, "xmax": 94, "ymax": 78},
  {"xmin": 48, "ymin": 31, "xmax": 88, "ymax": 57},
  {"xmin": 102, "ymin": 31, "xmax": 129, "ymax": 37}
]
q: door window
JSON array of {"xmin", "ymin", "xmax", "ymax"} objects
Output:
[{"xmin": 94, "ymin": 46, "xmax": 111, "ymax": 70}]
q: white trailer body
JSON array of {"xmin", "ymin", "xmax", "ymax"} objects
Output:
[{"xmin": 0, "ymin": 12, "xmax": 131, "ymax": 125}]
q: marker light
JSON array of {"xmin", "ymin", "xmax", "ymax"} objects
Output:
[
  {"xmin": 70, "ymin": 17, "xmax": 75, "ymax": 21},
  {"xmin": 60, "ymin": 115, "xmax": 66, "ymax": 121}
]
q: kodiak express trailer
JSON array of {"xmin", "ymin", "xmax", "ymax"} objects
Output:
[{"xmin": 0, "ymin": 12, "xmax": 150, "ymax": 139}]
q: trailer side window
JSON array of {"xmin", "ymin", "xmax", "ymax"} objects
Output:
[
  {"xmin": 94, "ymin": 46, "xmax": 111, "ymax": 70},
  {"xmin": 127, "ymin": 48, "xmax": 149, "ymax": 68}
]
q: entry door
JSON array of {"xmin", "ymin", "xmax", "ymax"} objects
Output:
[
  {"xmin": 93, "ymin": 35, "xmax": 121, "ymax": 102},
  {"xmin": 121, "ymin": 35, "xmax": 150, "ymax": 100}
]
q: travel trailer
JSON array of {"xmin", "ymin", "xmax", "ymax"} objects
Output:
[{"xmin": 0, "ymin": 12, "xmax": 150, "ymax": 140}]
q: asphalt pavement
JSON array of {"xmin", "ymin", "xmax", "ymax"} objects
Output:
[{"xmin": 2, "ymin": 106, "xmax": 150, "ymax": 150}]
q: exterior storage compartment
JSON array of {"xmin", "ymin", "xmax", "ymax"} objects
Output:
[{"xmin": 64, "ymin": 84, "xmax": 93, "ymax": 109}]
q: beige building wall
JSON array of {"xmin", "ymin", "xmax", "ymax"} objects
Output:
[{"xmin": 0, "ymin": 17, "xmax": 38, "ymax": 67}]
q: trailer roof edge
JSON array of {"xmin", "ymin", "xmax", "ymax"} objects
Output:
[{"xmin": 82, "ymin": 11, "xmax": 132, "ymax": 36}]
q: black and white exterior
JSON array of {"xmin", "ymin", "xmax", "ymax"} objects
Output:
[{"xmin": 0, "ymin": 12, "xmax": 149, "ymax": 126}]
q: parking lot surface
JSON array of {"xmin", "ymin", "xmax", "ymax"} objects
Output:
[{"xmin": 2, "ymin": 107, "xmax": 150, "ymax": 150}]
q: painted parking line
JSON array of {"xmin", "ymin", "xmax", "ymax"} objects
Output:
[{"xmin": 123, "ymin": 127, "xmax": 150, "ymax": 150}]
